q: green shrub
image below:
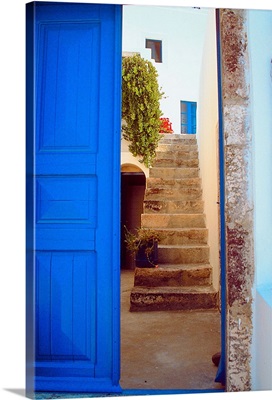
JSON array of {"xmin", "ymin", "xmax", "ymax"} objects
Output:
[{"xmin": 122, "ymin": 54, "xmax": 164, "ymax": 167}]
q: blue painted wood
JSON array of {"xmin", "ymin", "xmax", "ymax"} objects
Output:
[
  {"xmin": 36, "ymin": 252, "xmax": 96, "ymax": 363},
  {"xmin": 26, "ymin": 1, "xmax": 122, "ymax": 393},
  {"xmin": 180, "ymin": 100, "xmax": 197, "ymax": 134},
  {"xmin": 26, "ymin": 4, "xmax": 35, "ymax": 396}
]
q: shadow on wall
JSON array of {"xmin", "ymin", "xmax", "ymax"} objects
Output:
[{"xmin": 121, "ymin": 165, "xmax": 146, "ymax": 270}]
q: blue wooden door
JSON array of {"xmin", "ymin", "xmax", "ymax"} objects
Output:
[
  {"xmin": 26, "ymin": 1, "xmax": 122, "ymax": 393},
  {"xmin": 180, "ymin": 101, "xmax": 197, "ymax": 134}
]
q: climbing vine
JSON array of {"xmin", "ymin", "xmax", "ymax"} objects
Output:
[{"xmin": 122, "ymin": 54, "xmax": 164, "ymax": 167}]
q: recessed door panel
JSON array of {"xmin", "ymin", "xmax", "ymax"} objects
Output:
[{"xmin": 26, "ymin": 2, "xmax": 122, "ymax": 393}]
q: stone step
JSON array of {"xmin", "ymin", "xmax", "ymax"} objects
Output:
[
  {"xmin": 144, "ymin": 186, "xmax": 202, "ymax": 201},
  {"xmin": 158, "ymin": 244, "xmax": 210, "ymax": 264},
  {"xmin": 142, "ymin": 213, "xmax": 206, "ymax": 229},
  {"xmin": 154, "ymin": 227, "xmax": 208, "ymax": 245},
  {"xmin": 130, "ymin": 133, "xmax": 217, "ymax": 312},
  {"xmin": 159, "ymin": 142, "xmax": 197, "ymax": 148},
  {"xmin": 130, "ymin": 285, "xmax": 218, "ymax": 311},
  {"xmin": 159, "ymin": 133, "xmax": 197, "ymax": 143},
  {"xmin": 134, "ymin": 264, "xmax": 212, "ymax": 287},
  {"xmin": 157, "ymin": 143, "xmax": 198, "ymax": 152},
  {"xmin": 146, "ymin": 177, "xmax": 202, "ymax": 190},
  {"xmin": 149, "ymin": 167, "xmax": 199, "ymax": 179},
  {"xmin": 155, "ymin": 150, "xmax": 199, "ymax": 160},
  {"xmin": 153, "ymin": 157, "xmax": 199, "ymax": 168},
  {"xmin": 143, "ymin": 199, "xmax": 204, "ymax": 214}
]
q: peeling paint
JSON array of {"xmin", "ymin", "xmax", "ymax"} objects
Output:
[
  {"xmin": 221, "ymin": 9, "xmax": 250, "ymax": 100},
  {"xmin": 219, "ymin": 9, "xmax": 254, "ymax": 392},
  {"xmin": 227, "ymin": 227, "xmax": 254, "ymax": 307}
]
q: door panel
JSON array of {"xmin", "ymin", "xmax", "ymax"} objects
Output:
[
  {"xmin": 26, "ymin": 2, "xmax": 122, "ymax": 393},
  {"xmin": 36, "ymin": 252, "xmax": 96, "ymax": 362}
]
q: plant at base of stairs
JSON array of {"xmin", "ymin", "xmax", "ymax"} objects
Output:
[
  {"xmin": 124, "ymin": 226, "xmax": 164, "ymax": 267},
  {"xmin": 122, "ymin": 54, "xmax": 164, "ymax": 167}
]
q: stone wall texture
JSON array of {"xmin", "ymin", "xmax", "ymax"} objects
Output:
[{"xmin": 219, "ymin": 9, "xmax": 254, "ymax": 391}]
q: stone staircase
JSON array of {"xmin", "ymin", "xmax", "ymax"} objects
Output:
[{"xmin": 130, "ymin": 134, "xmax": 218, "ymax": 311}]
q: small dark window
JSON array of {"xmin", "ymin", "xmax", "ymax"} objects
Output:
[{"xmin": 145, "ymin": 39, "xmax": 162, "ymax": 63}]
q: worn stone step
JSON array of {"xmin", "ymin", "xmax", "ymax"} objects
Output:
[
  {"xmin": 155, "ymin": 150, "xmax": 199, "ymax": 161},
  {"xmin": 147, "ymin": 177, "xmax": 202, "ymax": 190},
  {"xmin": 149, "ymin": 167, "xmax": 199, "ymax": 179},
  {"xmin": 153, "ymin": 157, "xmax": 199, "ymax": 168},
  {"xmin": 157, "ymin": 143, "xmax": 198, "ymax": 152},
  {"xmin": 144, "ymin": 186, "xmax": 202, "ymax": 201},
  {"xmin": 134, "ymin": 264, "xmax": 212, "ymax": 287},
  {"xmin": 158, "ymin": 142, "xmax": 197, "ymax": 149},
  {"xmin": 153, "ymin": 227, "xmax": 208, "ymax": 245},
  {"xmin": 143, "ymin": 199, "xmax": 204, "ymax": 214},
  {"xmin": 130, "ymin": 285, "xmax": 218, "ymax": 311},
  {"xmin": 142, "ymin": 213, "xmax": 206, "ymax": 229},
  {"xmin": 158, "ymin": 244, "xmax": 210, "ymax": 264},
  {"xmin": 159, "ymin": 133, "xmax": 197, "ymax": 143}
]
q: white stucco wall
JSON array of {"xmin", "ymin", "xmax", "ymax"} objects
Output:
[
  {"xmin": 122, "ymin": 6, "xmax": 221, "ymax": 292},
  {"xmin": 197, "ymin": 10, "xmax": 220, "ymax": 292},
  {"xmin": 248, "ymin": 9, "xmax": 272, "ymax": 391},
  {"xmin": 121, "ymin": 138, "xmax": 150, "ymax": 177},
  {"xmin": 122, "ymin": 5, "xmax": 209, "ymax": 134}
]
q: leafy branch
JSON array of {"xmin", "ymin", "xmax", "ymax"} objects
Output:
[{"xmin": 122, "ymin": 54, "xmax": 164, "ymax": 167}]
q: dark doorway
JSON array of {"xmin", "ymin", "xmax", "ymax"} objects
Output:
[{"xmin": 121, "ymin": 172, "xmax": 146, "ymax": 269}]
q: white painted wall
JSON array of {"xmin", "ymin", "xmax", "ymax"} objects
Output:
[
  {"xmin": 121, "ymin": 138, "xmax": 149, "ymax": 177},
  {"xmin": 197, "ymin": 10, "xmax": 220, "ymax": 291},
  {"xmin": 248, "ymin": 9, "xmax": 272, "ymax": 391},
  {"xmin": 122, "ymin": 6, "xmax": 221, "ymax": 292},
  {"xmin": 122, "ymin": 5, "xmax": 209, "ymax": 134}
]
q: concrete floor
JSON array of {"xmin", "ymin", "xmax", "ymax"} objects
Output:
[
  {"xmin": 120, "ymin": 270, "xmax": 223, "ymax": 391},
  {"xmin": 35, "ymin": 270, "xmax": 223, "ymax": 399}
]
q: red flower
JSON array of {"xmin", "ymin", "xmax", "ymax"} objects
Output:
[{"xmin": 159, "ymin": 117, "xmax": 173, "ymax": 133}]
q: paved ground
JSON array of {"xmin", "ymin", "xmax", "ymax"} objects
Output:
[
  {"xmin": 34, "ymin": 270, "xmax": 223, "ymax": 398},
  {"xmin": 120, "ymin": 270, "xmax": 223, "ymax": 391}
]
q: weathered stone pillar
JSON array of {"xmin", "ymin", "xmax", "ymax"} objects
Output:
[{"xmin": 218, "ymin": 9, "xmax": 254, "ymax": 391}]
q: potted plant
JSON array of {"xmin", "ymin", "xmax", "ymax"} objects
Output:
[{"xmin": 124, "ymin": 226, "xmax": 164, "ymax": 268}]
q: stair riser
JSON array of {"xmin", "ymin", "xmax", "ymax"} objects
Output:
[
  {"xmin": 159, "ymin": 134, "xmax": 196, "ymax": 143},
  {"xmin": 158, "ymin": 247, "xmax": 210, "ymax": 264},
  {"xmin": 155, "ymin": 151, "xmax": 198, "ymax": 160},
  {"xmin": 153, "ymin": 159, "xmax": 199, "ymax": 168},
  {"xmin": 142, "ymin": 214, "xmax": 206, "ymax": 229},
  {"xmin": 157, "ymin": 144, "xmax": 198, "ymax": 152},
  {"xmin": 147, "ymin": 177, "xmax": 201, "ymax": 189},
  {"xmin": 134, "ymin": 267, "xmax": 212, "ymax": 287},
  {"xmin": 150, "ymin": 168, "xmax": 199, "ymax": 179},
  {"xmin": 144, "ymin": 200, "xmax": 204, "ymax": 214},
  {"xmin": 145, "ymin": 187, "xmax": 202, "ymax": 201},
  {"xmin": 158, "ymin": 142, "xmax": 197, "ymax": 148},
  {"xmin": 130, "ymin": 291, "xmax": 218, "ymax": 311},
  {"xmin": 158, "ymin": 229, "xmax": 208, "ymax": 245}
]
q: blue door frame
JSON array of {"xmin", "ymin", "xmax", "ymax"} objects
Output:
[
  {"xmin": 26, "ymin": 2, "xmax": 226, "ymax": 394},
  {"xmin": 214, "ymin": 9, "xmax": 226, "ymax": 387}
]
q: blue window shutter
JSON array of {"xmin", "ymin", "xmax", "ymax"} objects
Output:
[{"xmin": 180, "ymin": 101, "xmax": 197, "ymax": 134}]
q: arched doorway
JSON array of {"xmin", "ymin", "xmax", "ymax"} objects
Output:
[{"xmin": 121, "ymin": 164, "xmax": 146, "ymax": 269}]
